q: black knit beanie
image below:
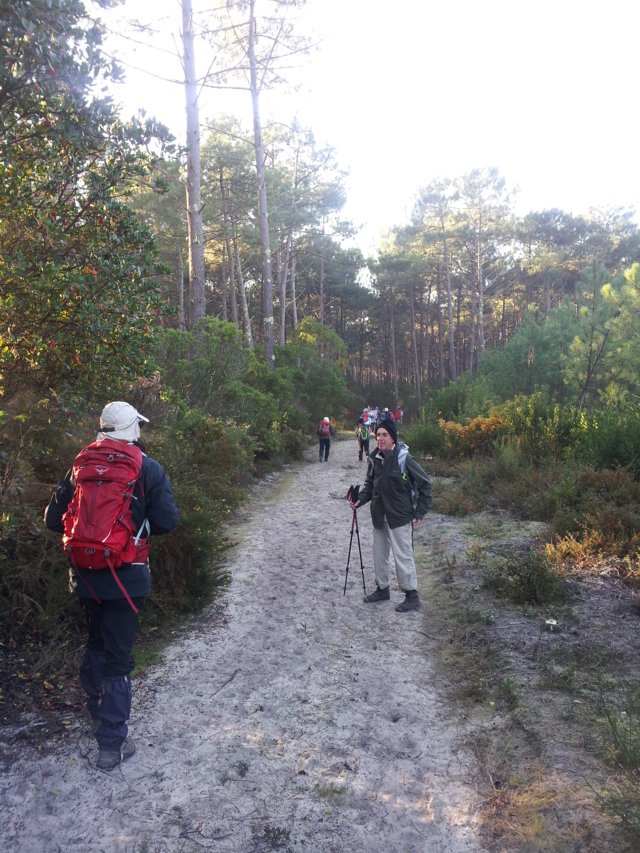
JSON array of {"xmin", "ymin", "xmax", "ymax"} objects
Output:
[{"xmin": 376, "ymin": 416, "xmax": 398, "ymax": 445}]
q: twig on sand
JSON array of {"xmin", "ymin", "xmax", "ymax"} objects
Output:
[
  {"xmin": 417, "ymin": 630, "xmax": 438, "ymax": 640},
  {"xmin": 209, "ymin": 668, "xmax": 240, "ymax": 698}
]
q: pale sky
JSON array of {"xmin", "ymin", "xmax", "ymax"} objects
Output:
[{"xmin": 97, "ymin": 0, "xmax": 640, "ymax": 253}]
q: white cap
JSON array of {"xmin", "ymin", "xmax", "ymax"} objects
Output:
[
  {"xmin": 97, "ymin": 401, "xmax": 149, "ymax": 443},
  {"xmin": 323, "ymin": 416, "xmax": 330, "ymax": 422}
]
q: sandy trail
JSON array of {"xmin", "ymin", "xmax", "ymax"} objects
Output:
[{"xmin": 1, "ymin": 437, "xmax": 483, "ymax": 852}]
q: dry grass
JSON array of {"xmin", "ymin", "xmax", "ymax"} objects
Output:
[{"xmin": 417, "ymin": 493, "xmax": 640, "ymax": 852}]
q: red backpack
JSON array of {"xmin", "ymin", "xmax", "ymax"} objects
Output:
[
  {"xmin": 319, "ymin": 420, "xmax": 331, "ymax": 437},
  {"xmin": 62, "ymin": 439, "xmax": 149, "ymax": 612}
]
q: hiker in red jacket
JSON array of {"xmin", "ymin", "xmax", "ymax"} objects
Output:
[
  {"xmin": 45, "ymin": 401, "xmax": 179, "ymax": 771},
  {"xmin": 317, "ymin": 416, "xmax": 335, "ymax": 462}
]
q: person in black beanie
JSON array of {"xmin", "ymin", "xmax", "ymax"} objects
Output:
[{"xmin": 348, "ymin": 415, "xmax": 431, "ymax": 612}]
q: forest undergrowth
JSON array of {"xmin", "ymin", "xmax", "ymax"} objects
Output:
[{"xmin": 421, "ymin": 459, "xmax": 640, "ymax": 852}]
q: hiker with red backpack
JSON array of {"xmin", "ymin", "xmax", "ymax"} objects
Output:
[
  {"xmin": 317, "ymin": 416, "xmax": 335, "ymax": 462},
  {"xmin": 45, "ymin": 401, "xmax": 178, "ymax": 771}
]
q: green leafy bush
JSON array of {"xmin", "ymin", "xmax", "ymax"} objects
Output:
[
  {"xmin": 481, "ymin": 549, "xmax": 564, "ymax": 605},
  {"xmin": 279, "ymin": 320, "xmax": 349, "ymax": 426},
  {"xmin": 576, "ymin": 407, "xmax": 640, "ymax": 476},
  {"xmin": 424, "ymin": 375, "xmax": 472, "ymax": 421},
  {"xmin": 403, "ymin": 411, "xmax": 445, "ymax": 456},
  {"xmin": 502, "ymin": 392, "xmax": 583, "ymax": 462},
  {"xmin": 154, "ymin": 319, "xmax": 248, "ymax": 411},
  {"xmin": 146, "ymin": 410, "xmax": 254, "ymax": 615}
]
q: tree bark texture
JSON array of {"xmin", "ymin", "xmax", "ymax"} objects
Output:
[
  {"xmin": 181, "ymin": 0, "xmax": 206, "ymax": 328},
  {"xmin": 248, "ymin": 0, "xmax": 275, "ymax": 367}
]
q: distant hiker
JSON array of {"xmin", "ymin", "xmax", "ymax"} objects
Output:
[
  {"xmin": 317, "ymin": 416, "xmax": 335, "ymax": 462},
  {"xmin": 395, "ymin": 406, "xmax": 403, "ymax": 424},
  {"xmin": 356, "ymin": 416, "xmax": 370, "ymax": 462},
  {"xmin": 44, "ymin": 401, "xmax": 179, "ymax": 771},
  {"xmin": 348, "ymin": 415, "xmax": 431, "ymax": 612},
  {"xmin": 383, "ymin": 406, "xmax": 395, "ymax": 421}
]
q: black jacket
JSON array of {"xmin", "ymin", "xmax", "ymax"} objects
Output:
[
  {"xmin": 357, "ymin": 444, "xmax": 432, "ymax": 529},
  {"xmin": 45, "ymin": 450, "xmax": 179, "ymax": 599}
]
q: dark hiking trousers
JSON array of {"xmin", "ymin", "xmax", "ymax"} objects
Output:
[
  {"xmin": 358, "ymin": 438, "xmax": 370, "ymax": 461},
  {"xmin": 80, "ymin": 597, "xmax": 143, "ymax": 750},
  {"xmin": 319, "ymin": 437, "xmax": 331, "ymax": 460}
]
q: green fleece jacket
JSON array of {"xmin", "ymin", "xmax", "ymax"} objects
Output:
[{"xmin": 357, "ymin": 443, "xmax": 432, "ymax": 529}]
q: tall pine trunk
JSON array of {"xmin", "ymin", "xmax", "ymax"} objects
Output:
[
  {"xmin": 248, "ymin": 0, "xmax": 275, "ymax": 367},
  {"xmin": 234, "ymin": 227, "xmax": 254, "ymax": 349},
  {"xmin": 440, "ymin": 211, "xmax": 456, "ymax": 380},
  {"xmin": 175, "ymin": 247, "xmax": 185, "ymax": 331},
  {"xmin": 389, "ymin": 285, "xmax": 399, "ymax": 403},
  {"xmin": 220, "ymin": 168, "xmax": 238, "ymax": 325},
  {"xmin": 409, "ymin": 280, "xmax": 421, "ymax": 405},
  {"xmin": 181, "ymin": 0, "xmax": 206, "ymax": 328}
]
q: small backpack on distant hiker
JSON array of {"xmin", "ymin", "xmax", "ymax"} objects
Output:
[
  {"xmin": 318, "ymin": 420, "xmax": 331, "ymax": 437},
  {"xmin": 62, "ymin": 438, "xmax": 150, "ymax": 611}
]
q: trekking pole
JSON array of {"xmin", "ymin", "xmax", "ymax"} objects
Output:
[
  {"xmin": 344, "ymin": 485, "xmax": 367, "ymax": 595},
  {"xmin": 352, "ymin": 505, "xmax": 367, "ymax": 594},
  {"xmin": 343, "ymin": 509, "xmax": 357, "ymax": 596}
]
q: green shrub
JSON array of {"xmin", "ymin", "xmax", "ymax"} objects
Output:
[
  {"xmin": 481, "ymin": 548, "xmax": 564, "ymax": 605},
  {"xmin": 489, "ymin": 449, "xmax": 561, "ymax": 521},
  {"xmin": 143, "ymin": 410, "xmax": 254, "ymax": 615},
  {"xmin": 577, "ymin": 407, "xmax": 640, "ymax": 476},
  {"xmin": 403, "ymin": 412, "xmax": 445, "ymax": 456},
  {"xmin": 502, "ymin": 391, "xmax": 585, "ymax": 462},
  {"xmin": 550, "ymin": 467, "xmax": 640, "ymax": 558},
  {"xmin": 598, "ymin": 682, "xmax": 640, "ymax": 770},
  {"xmin": 597, "ymin": 683, "xmax": 640, "ymax": 845},
  {"xmin": 153, "ymin": 319, "xmax": 247, "ymax": 411},
  {"xmin": 281, "ymin": 317, "xmax": 349, "ymax": 423}
]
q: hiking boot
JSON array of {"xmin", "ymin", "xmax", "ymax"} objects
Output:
[
  {"xmin": 364, "ymin": 585, "xmax": 390, "ymax": 603},
  {"xmin": 97, "ymin": 737, "xmax": 136, "ymax": 771},
  {"xmin": 395, "ymin": 590, "xmax": 421, "ymax": 612}
]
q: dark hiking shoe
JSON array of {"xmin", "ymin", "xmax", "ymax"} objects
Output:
[
  {"xmin": 364, "ymin": 585, "xmax": 390, "ymax": 603},
  {"xmin": 395, "ymin": 590, "xmax": 421, "ymax": 612},
  {"xmin": 97, "ymin": 737, "xmax": 136, "ymax": 771}
]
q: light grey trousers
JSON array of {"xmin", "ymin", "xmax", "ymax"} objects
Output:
[{"xmin": 372, "ymin": 519, "xmax": 418, "ymax": 592}]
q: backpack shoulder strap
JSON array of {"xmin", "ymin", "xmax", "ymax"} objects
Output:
[{"xmin": 396, "ymin": 444, "xmax": 417, "ymax": 502}]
